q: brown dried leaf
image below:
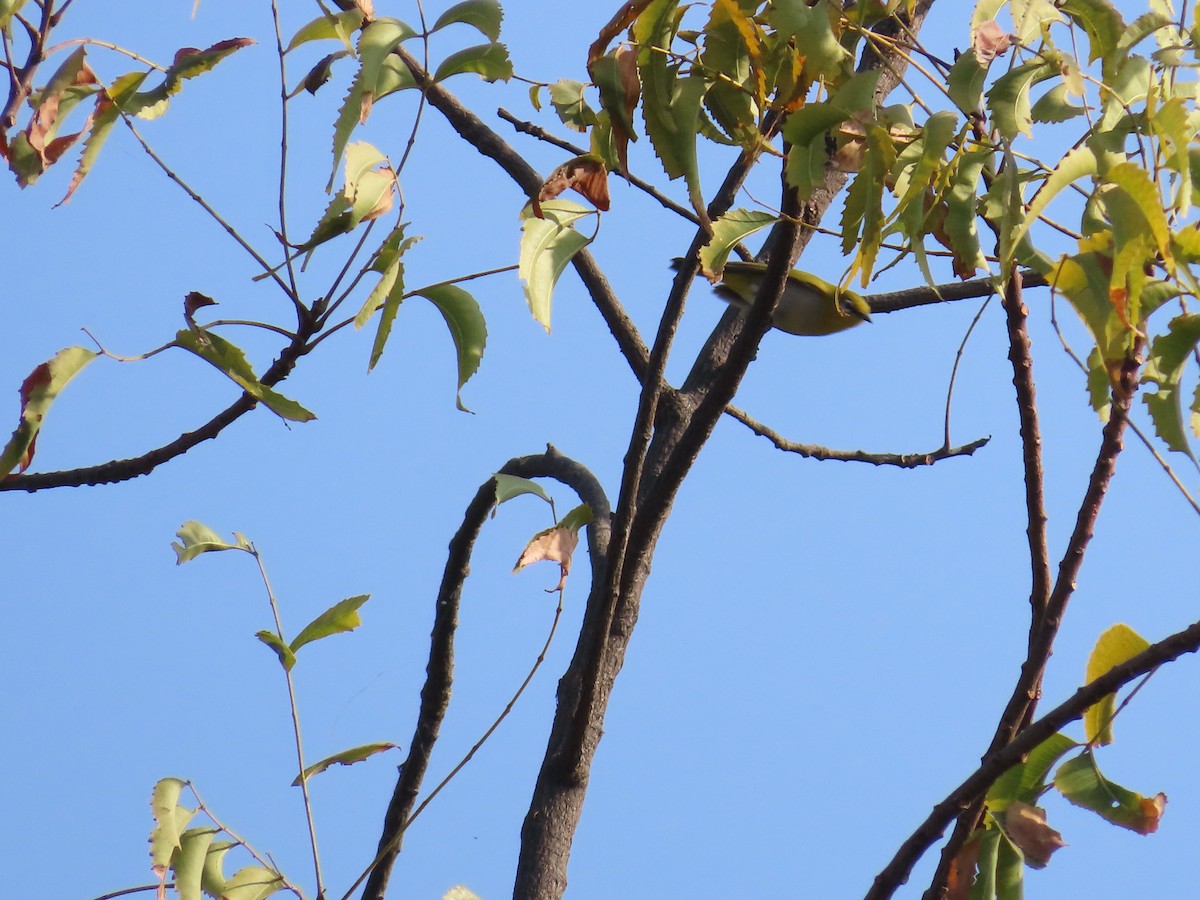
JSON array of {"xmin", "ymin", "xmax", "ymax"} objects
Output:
[
  {"xmin": 944, "ymin": 832, "xmax": 983, "ymax": 900},
  {"xmin": 538, "ymin": 156, "xmax": 610, "ymax": 212},
  {"xmin": 1004, "ymin": 801, "xmax": 1066, "ymax": 869},
  {"xmin": 973, "ymin": 20, "xmax": 1012, "ymax": 64},
  {"xmin": 588, "ymin": 0, "xmax": 657, "ymax": 66},
  {"xmin": 514, "ymin": 526, "xmax": 578, "ymax": 592},
  {"xmin": 1135, "ymin": 792, "xmax": 1168, "ymax": 835}
]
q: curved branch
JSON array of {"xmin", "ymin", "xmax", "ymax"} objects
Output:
[
  {"xmin": 724, "ymin": 404, "xmax": 990, "ymax": 467},
  {"xmin": 362, "ymin": 447, "xmax": 610, "ymax": 900},
  {"xmin": 867, "ymin": 609, "xmax": 1200, "ymax": 899}
]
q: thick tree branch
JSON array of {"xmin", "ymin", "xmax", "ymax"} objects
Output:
[
  {"xmin": 867, "ymin": 609, "xmax": 1200, "ymax": 899},
  {"xmin": 363, "ymin": 448, "xmax": 610, "ymax": 900}
]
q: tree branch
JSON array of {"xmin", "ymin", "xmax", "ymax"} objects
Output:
[
  {"xmin": 363, "ymin": 448, "xmax": 610, "ymax": 900},
  {"xmin": 867, "ymin": 608, "xmax": 1200, "ymax": 899}
]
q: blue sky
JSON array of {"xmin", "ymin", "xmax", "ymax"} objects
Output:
[{"xmin": 2, "ymin": 2, "xmax": 1198, "ymax": 899}]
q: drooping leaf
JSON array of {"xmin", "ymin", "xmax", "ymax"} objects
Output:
[
  {"xmin": 782, "ymin": 100, "xmax": 856, "ymax": 198},
  {"xmin": 539, "ymin": 155, "xmax": 611, "ymax": 212},
  {"xmin": 987, "ymin": 731, "xmax": 1078, "ymax": 810},
  {"xmin": 1059, "ymin": 0, "xmax": 1126, "ymax": 78},
  {"xmin": 173, "ymin": 328, "xmax": 316, "ymax": 422},
  {"xmin": 0, "ymin": 346, "xmax": 96, "ymax": 479},
  {"xmin": 986, "ymin": 59, "xmax": 1055, "ymax": 140},
  {"xmin": 60, "ymin": 70, "xmax": 148, "ymax": 204},
  {"xmin": 255, "ymin": 631, "xmax": 297, "ymax": 671},
  {"xmin": 1055, "ymin": 753, "xmax": 1167, "ymax": 833},
  {"xmin": 589, "ymin": 47, "xmax": 640, "ymax": 169},
  {"xmin": 518, "ymin": 200, "xmax": 593, "ymax": 331},
  {"xmin": 293, "ymin": 741, "xmax": 400, "ymax": 784},
  {"xmin": 148, "ymin": 778, "xmax": 196, "ymax": 874},
  {"xmin": 494, "ymin": 473, "xmax": 552, "ymax": 506},
  {"xmin": 432, "ymin": 42, "xmax": 513, "ymax": 83},
  {"xmin": 1011, "ymin": 145, "xmax": 1097, "ymax": 254},
  {"xmin": 219, "ymin": 865, "xmax": 286, "ymax": 900},
  {"xmin": 173, "ymin": 827, "xmax": 220, "ymax": 900},
  {"xmin": 942, "ymin": 146, "xmax": 992, "ymax": 278},
  {"xmin": 1083, "ymin": 623, "xmax": 1151, "ymax": 745},
  {"xmin": 290, "ymin": 594, "xmax": 371, "ymax": 653},
  {"xmin": 946, "ymin": 49, "xmax": 989, "ymax": 115},
  {"xmin": 768, "ymin": 0, "xmax": 851, "ymax": 82},
  {"xmin": 171, "ymin": 520, "xmax": 253, "ymax": 564},
  {"xmin": 1142, "ymin": 314, "xmax": 1200, "ymax": 457},
  {"xmin": 548, "ymin": 79, "xmax": 597, "ymax": 132},
  {"xmin": 431, "ymin": 0, "xmax": 503, "ymax": 42},
  {"xmin": 1001, "ymin": 802, "xmax": 1067, "ymax": 869},
  {"xmin": 417, "ymin": 283, "xmax": 488, "ymax": 412}
]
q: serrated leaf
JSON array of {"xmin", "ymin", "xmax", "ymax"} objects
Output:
[
  {"xmin": 172, "ymin": 520, "xmax": 253, "ymax": 564},
  {"xmin": 418, "ymin": 283, "xmax": 487, "ymax": 412},
  {"xmin": 0, "ymin": 346, "xmax": 96, "ymax": 479},
  {"xmin": 329, "ymin": 19, "xmax": 412, "ymax": 186},
  {"xmin": 782, "ymin": 101, "xmax": 854, "ymax": 198},
  {"xmin": 549, "ymin": 79, "xmax": 596, "ymax": 132},
  {"xmin": 1060, "ymin": 0, "xmax": 1126, "ymax": 77},
  {"xmin": 986, "ymin": 59, "xmax": 1054, "ymax": 140},
  {"xmin": 174, "ymin": 328, "xmax": 316, "ymax": 422},
  {"xmin": 290, "ymin": 594, "xmax": 370, "ymax": 653},
  {"xmin": 943, "ymin": 146, "xmax": 991, "ymax": 278},
  {"xmin": 1142, "ymin": 314, "xmax": 1200, "ymax": 457},
  {"xmin": 768, "ymin": 0, "xmax": 850, "ymax": 81},
  {"xmin": 201, "ymin": 840, "xmax": 235, "ymax": 894},
  {"xmin": 1083, "ymin": 623, "xmax": 1151, "ymax": 745},
  {"xmin": 431, "ymin": 0, "xmax": 503, "ymax": 41},
  {"xmin": 698, "ymin": 209, "xmax": 777, "ymax": 276},
  {"xmin": 59, "ymin": 70, "xmax": 148, "ymax": 204},
  {"xmin": 1011, "ymin": 144, "xmax": 1097, "ymax": 251},
  {"xmin": 1031, "ymin": 82, "xmax": 1086, "ymax": 124},
  {"xmin": 256, "ymin": 630, "xmax": 297, "ymax": 671},
  {"xmin": 149, "ymin": 778, "xmax": 195, "ymax": 872},
  {"xmin": 1055, "ymin": 753, "xmax": 1166, "ymax": 833},
  {"xmin": 558, "ymin": 503, "xmax": 594, "ymax": 533},
  {"xmin": 432, "ymin": 42, "xmax": 513, "ymax": 83},
  {"xmin": 173, "ymin": 827, "xmax": 220, "ymax": 900},
  {"xmin": 494, "ymin": 473, "xmax": 552, "ymax": 506},
  {"xmin": 130, "ymin": 38, "xmax": 254, "ymax": 121},
  {"xmin": 293, "ymin": 741, "xmax": 400, "ymax": 785},
  {"xmin": 221, "ymin": 865, "xmax": 285, "ymax": 900},
  {"xmin": 286, "ymin": 9, "xmax": 366, "ymax": 52},
  {"xmin": 518, "ymin": 200, "xmax": 593, "ymax": 331}
]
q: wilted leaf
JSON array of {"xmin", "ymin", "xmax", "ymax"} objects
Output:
[
  {"xmin": 256, "ymin": 630, "xmax": 297, "ymax": 671},
  {"xmin": 538, "ymin": 155, "xmax": 610, "ymax": 212},
  {"xmin": 514, "ymin": 526, "xmax": 579, "ymax": 592},
  {"xmin": 172, "ymin": 520, "xmax": 252, "ymax": 564},
  {"xmin": 1002, "ymin": 801, "xmax": 1066, "ymax": 869},
  {"xmin": 973, "ymin": 20, "xmax": 1012, "ymax": 63},
  {"xmin": 1055, "ymin": 753, "xmax": 1167, "ymax": 834},
  {"xmin": 0, "ymin": 346, "xmax": 97, "ymax": 479},
  {"xmin": 293, "ymin": 741, "xmax": 400, "ymax": 784},
  {"xmin": 589, "ymin": 46, "xmax": 639, "ymax": 170}
]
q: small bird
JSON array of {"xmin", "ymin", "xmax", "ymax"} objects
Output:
[{"xmin": 672, "ymin": 258, "xmax": 872, "ymax": 336}]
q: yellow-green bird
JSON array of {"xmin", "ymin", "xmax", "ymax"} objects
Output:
[{"xmin": 673, "ymin": 259, "xmax": 872, "ymax": 336}]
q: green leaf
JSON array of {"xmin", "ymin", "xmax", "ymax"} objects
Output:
[
  {"xmin": 286, "ymin": 10, "xmax": 367, "ymax": 52},
  {"xmin": 549, "ymin": 79, "xmax": 597, "ymax": 132},
  {"xmin": 171, "ymin": 521, "xmax": 253, "ymax": 564},
  {"xmin": 699, "ymin": 209, "xmax": 777, "ymax": 275},
  {"xmin": 293, "ymin": 741, "xmax": 400, "ymax": 785},
  {"xmin": 986, "ymin": 59, "xmax": 1055, "ymax": 140},
  {"xmin": 130, "ymin": 38, "xmax": 255, "ymax": 120},
  {"xmin": 329, "ymin": 19, "xmax": 412, "ymax": 185},
  {"xmin": 148, "ymin": 778, "xmax": 195, "ymax": 871},
  {"xmin": 417, "ymin": 283, "xmax": 488, "ymax": 412},
  {"xmin": 59, "ymin": 70, "xmax": 148, "ymax": 203},
  {"xmin": 988, "ymin": 732, "xmax": 1078, "ymax": 810},
  {"xmin": 943, "ymin": 146, "xmax": 991, "ymax": 277},
  {"xmin": 840, "ymin": 124, "xmax": 897, "ymax": 285},
  {"xmin": 1011, "ymin": 144, "xmax": 1097, "ymax": 251},
  {"xmin": 768, "ymin": 0, "xmax": 851, "ymax": 81},
  {"xmin": 255, "ymin": 631, "xmax": 297, "ymax": 671},
  {"xmin": 1055, "ymin": 753, "xmax": 1166, "ymax": 834},
  {"xmin": 200, "ymin": 840, "xmax": 235, "ymax": 895},
  {"xmin": 0, "ymin": 0, "xmax": 33, "ymax": 29},
  {"xmin": 1083, "ymin": 623, "xmax": 1151, "ymax": 745},
  {"xmin": 432, "ymin": 42, "xmax": 513, "ymax": 83},
  {"xmin": 221, "ymin": 865, "xmax": 285, "ymax": 900},
  {"xmin": 518, "ymin": 200, "xmax": 593, "ymax": 331},
  {"xmin": 697, "ymin": 0, "xmax": 759, "ymax": 147},
  {"xmin": 173, "ymin": 827, "xmax": 220, "ymax": 900},
  {"xmin": 290, "ymin": 594, "xmax": 371, "ymax": 653},
  {"xmin": 494, "ymin": 473, "xmax": 552, "ymax": 506},
  {"xmin": 1142, "ymin": 314, "xmax": 1200, "ymax": 457},
  {"xmin": 968, "ymin": 826, "xmax": 1000, "ymax": 900},
  {"xmin": 1059, "ymin": 0, "xmax": 1126, "ymax": 77},
  {"xmin": 1031, "ymin": 82, "xmax": 1086, "ymax": 123},
  {"xmin": 0, "ymin": 346, "xmax": 96, "ymax": 479},
  {"xmin": 174, "ymin": 328, "xmax": 316, "ymax": 422},
  {"xmin": 431, "ymin": 0, "xmax": 503, "ymax": 42},
  {"xmin": 782, "ymin": 101, "xmax": 854, "ymax": 197},
  {"xmin": 558, "ymin": 503, "xmax": 594, "ymax": 533}
]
